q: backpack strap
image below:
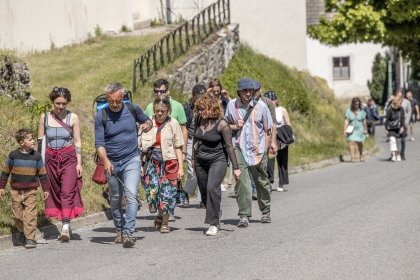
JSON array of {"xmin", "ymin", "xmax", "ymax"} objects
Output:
[{"xmin": 101, "ymin": 103, "xmax": 139, "ymax": 133}]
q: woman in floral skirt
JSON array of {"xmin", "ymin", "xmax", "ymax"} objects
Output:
[{"xmin": 140, "ymin": 96, "xmax": 184, "ymax": 233}]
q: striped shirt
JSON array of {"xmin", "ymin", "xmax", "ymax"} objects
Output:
[
  {"xmin": 225, "ymin": 97, "xmax": 273, "ymax": 165},
  {"xmin": 0, "ymin": 149, "xmax": 50, "ymax": 191}
]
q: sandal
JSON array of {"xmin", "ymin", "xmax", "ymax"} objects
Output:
[
  {"xmin": 154, "ymin": 216, "xmax": 163, "ymax": 229},
  {"xmin": 160, "ymin": 225, "xmax": 170, "ymax": 233}
]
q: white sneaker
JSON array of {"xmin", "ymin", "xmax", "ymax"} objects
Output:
[
  {"xmin": 206, "ymin": 225, "xmax": 220, "ymax": 236},
  {"xmin": 411, "ymin": 137, "xmax": 415, "ymax": 141},
  {"xmin": 391, "ymin": 156, "xmax": 396, "ymax": 162},
  {"xmin": 396, "ymin": 155, "xmax": 401, "ymax": 162},
  {"xmin": 277, "ymin": 186, "xmax": 284, "ymax": 192},
  {"xmin": 221, "ymin": 184, "xmax": 227, "ymax": 192}
]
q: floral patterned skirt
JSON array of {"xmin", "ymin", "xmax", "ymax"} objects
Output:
[{"xmin": 141, "ymin": 158, "xmax": 184, "ymax": 214}]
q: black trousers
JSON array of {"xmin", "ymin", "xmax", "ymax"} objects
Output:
[
  {"xmin": 195, "ymin": 150, "xmax": 226, "ymax": 225},
  {"xmin": 267, "ymin": 145, "xmax": 289, "ymax": 186}
]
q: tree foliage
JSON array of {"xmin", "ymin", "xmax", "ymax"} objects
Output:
[
  {"xmin": 308, "ymin": 0, "xmax": 420, "ymax": 79},
  {"xmin": 367, "ymin": 52, "xmax": 388, "ymax": 105}
]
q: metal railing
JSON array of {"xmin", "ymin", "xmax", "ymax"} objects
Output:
[{"xmin": 132, "ymin": 0, "xmax": 230, "ymax": 93}]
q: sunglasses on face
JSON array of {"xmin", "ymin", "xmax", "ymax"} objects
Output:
[
  {"xmin": 107, "ymin": 98, "xmax": 122, "ymax": 105},
  {"xmin": 154, "ymin": 89, "xmax": 167, "ymax": 95},
  {"xmin": 154, "ymin": 97, "xmax": 170, "ymax": 105}
]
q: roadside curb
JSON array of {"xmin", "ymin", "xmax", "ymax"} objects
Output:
[
  {"xmin": 1, "ymin": 146, "xmax": 379, "ymax": 252},
  {"xmin": 289, "ymin": 145, "xmax": 379, "ymax": 175}
]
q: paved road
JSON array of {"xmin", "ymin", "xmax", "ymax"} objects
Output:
[{"xmin": 1, "ymin": 125, "xmax": 419, "ymax": 279}]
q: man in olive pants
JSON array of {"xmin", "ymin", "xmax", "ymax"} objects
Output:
[{"xmin": 225, "ymin": 78, "xmax": 273, "ymax": 227}]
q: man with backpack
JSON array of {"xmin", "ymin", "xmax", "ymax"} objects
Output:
[
  {"xmin": 225, "ymin": 78, "xmax": 273, "ymax": 228},
  {"xmin": 95, "ymin": 82, "xmax": 152, "ymax": 248}
]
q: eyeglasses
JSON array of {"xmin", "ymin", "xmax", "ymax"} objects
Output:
[
  {"xmin": 154, "ymin": 97, "xmax": 170, "ymax": 105},
  {"xmin": 197, "ymin": 107, "xmax": 205, "ymax": 112},
  {"xmin": 53, "ymin": 87, "xmax": 69, "ymax": 94},
  {"xmin": 107, "ymin": 98, "xmax": 122, "ymax": 105},
  {"xmin": 154, "ymin": 89, "xmax": 167, "ymax": 95}
]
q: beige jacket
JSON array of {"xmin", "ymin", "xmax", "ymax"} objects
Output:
[{"xmin": 139, "ymin": 116, "xmax": 184, "ymax": 161}]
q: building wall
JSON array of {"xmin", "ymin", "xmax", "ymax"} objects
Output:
[
  {"xmin": 306, "ymin": 37, "xmax": 386, "ymax": 99},
  {"xmin": 136, "ymin": 0, "xmax": 308, "ymax": 71},
  {"xmin": 0, "ymin": 0, "xmax": 133, "ymax": 53}
]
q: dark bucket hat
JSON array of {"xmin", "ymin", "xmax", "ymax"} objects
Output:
[{"xmin": 237, "ymin": 78, "xmax": 254, "ymax": 92}]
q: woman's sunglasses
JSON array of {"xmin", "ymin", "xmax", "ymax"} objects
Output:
[{"xmin": 154, "ymin": 97, "xmax": 170, "ymax": 105}]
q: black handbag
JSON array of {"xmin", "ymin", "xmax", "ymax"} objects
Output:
[{"xmin": 387, "ymin": 110, "xmax": 402, "ymax": 130}]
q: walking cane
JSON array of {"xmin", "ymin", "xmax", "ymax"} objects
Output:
[{"xmin": 110, "ymin": 172, "xmax": 142, "ymax": 207}]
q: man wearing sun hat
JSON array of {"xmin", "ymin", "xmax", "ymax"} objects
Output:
[{"xmin": 225, "ymin": 78, "xmax": 273, "ymax": 227}]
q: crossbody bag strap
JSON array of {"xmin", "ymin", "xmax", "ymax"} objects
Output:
[
  {"xmin": 50, "ymin": 111, "xmax": 73, "ymax": 137},
  {"xmin": 242, "ymin": 98, "xmax": 260, "ymax": 124},
  {"xmin": 156, "ymin": 117, "xmax": 171, "ymax": 135}
]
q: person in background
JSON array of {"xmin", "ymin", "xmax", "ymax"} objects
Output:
[
  {"xmin": 145, "ymin": 79, "xmax": 187, "ymax": 221},
  {"xmin": 0, "ymin": 129, "xmax": 50, "ymax": 249},
  {"xmin": 406, "ymin": 91, "xmax": 420, "ymax": 141},
  {"xmin": 225, "ymin": 78, "xmax": 273, "ymax": 228},
  {"xmin": 396, "ymin": 90, "xmax": 411, "ymax": 160},
  {"xmin": 264, "ymin": 91, "xmax": 291, "ymax": 192},
  {"xmin": 193, "ymin": 93, "xmax": 240, "ymax": 236},
  {"xmin": 207, "ymin": 78, "xmax": 231, "ymax": 113},
  {"xmin": 207, "ymin": 78, "xmax": 233, "ymax": 191},
  {"xmin": 343, "ymin": 97, "xmax": 368, "ymax": 162},
  {"xmin": 140, "ymin": 96, "xmax": 184, "ymax": 233},
  {"xmin": 182, "ymin": 84, "xmax": 205, "ymax": 208},
  {"xmin": 252, "ymin": 81, "xmax": 277, "ymax": 194},
  {"xmin": 38, "ymin": 87, "xmax": 84, "ymax": 241},
  {"xmin": 363, "ymin": 98, "xmax": 380, "ymax": 136},
  {"xmin": 385, "ymin": 96, "xmax": 405, "ymax": 162},
  {"xmin": 361, "ymin": 96, "xmax": 369, "ymax": 109}
]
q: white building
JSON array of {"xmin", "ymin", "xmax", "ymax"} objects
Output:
[{"xmin": 306, "ymin": 0, "xmax": 387, "ymax": 99}]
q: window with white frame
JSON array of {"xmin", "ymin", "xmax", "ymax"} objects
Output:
[{"xmin": 333, "ymin": 57, "xmax": 350, "ymax": 79}]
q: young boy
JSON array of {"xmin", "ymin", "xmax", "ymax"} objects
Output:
[{"xmin": 0, "ymin": 128, "xmax": 50, "ymax": 249}]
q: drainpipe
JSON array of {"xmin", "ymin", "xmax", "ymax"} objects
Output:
[
  {"xmin": 166, "ymin": 0, "xmax": 172, "ymax": 24},
  {"xmin": 387, "ymin": 48, "xmax": 393, "ymax": 97}
]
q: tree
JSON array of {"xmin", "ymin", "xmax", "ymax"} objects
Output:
[
  {"xmin": 367, "ymin": 52, "xmax": 388, "ymax": 105},
  {"xmin": 307, "ymin": 0, "xmax": 420, "ymax": 80}
]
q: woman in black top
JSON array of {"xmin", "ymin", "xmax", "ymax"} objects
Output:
[
  {"xmin": 385, "ymin": 96, "xmax": 405, "ymax": 162},
  {"xmin": 193, "ymin": 94, "xmax": 241, "ymax": 236}
]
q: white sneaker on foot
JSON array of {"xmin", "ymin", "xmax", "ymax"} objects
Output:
[
  {"xmin": 277, "ymin": 186, "xmax": 284, "ymax": 192},
  {"xmin": 221, "ymin": 184, "xmax": 227, "ymax": 192},
  {"xmin": 396, "ymin": 155, "xmax": 401, "ymax": 161},
  {"xmin": 391, "ymin": 156, "xmax": 396, "ymax": 162},
  {"xmin": 206, "ymin": 225, "xmax": 220, "ymax": 236},
  {"xmin": 411, "ymin": 137, "xmax": 415, "ymax": 141}
]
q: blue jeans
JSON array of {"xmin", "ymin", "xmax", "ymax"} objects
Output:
[{"xmin": 106, "ymin": 155, "xmax": 141, "ymax": 236}]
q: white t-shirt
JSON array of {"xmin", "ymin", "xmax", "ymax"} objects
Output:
[{"xmin": 275, "ymin": 106, "xmax": 285, "ymax": 128}]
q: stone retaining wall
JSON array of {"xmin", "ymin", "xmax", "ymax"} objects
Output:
[{"xmin": 171, "ymin": 23, "xmax": 239, "ymax": 93}]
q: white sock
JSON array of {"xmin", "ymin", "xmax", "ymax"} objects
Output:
[{"xmin": 62, "ymin": 224, "xmax": 70, "ymax": 231}]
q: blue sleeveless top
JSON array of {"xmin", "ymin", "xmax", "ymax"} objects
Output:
[{"xmin": 45, "ymin": 111, "xmax": 73, "ymax": 149}]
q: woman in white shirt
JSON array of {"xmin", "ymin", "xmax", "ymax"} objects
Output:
[{"xmin": 264, "ymin": 91, "xmax": 291, "ymax": 192}]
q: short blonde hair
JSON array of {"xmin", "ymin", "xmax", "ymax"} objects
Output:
[{"xmin": 391, "ymin": 96, "xmax": 402, "ymax": 109}]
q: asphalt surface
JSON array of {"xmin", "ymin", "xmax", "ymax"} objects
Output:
[{"xmin": 1, "ymin": 124, "xmax": 419, "ymax": 279}]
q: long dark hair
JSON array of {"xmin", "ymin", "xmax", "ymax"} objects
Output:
[{"xmin": 350, "ymin": 97, "xmax": 361, "ymax": 111}]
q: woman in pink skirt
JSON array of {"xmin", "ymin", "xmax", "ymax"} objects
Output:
[{"xmin": 38, "ymin": 87, "xmax": 84, "ymax": 241}]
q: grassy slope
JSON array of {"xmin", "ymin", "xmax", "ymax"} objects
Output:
[{"xmin": 0, "ymin": 38, "xmax": 374, "ymax": 236}]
